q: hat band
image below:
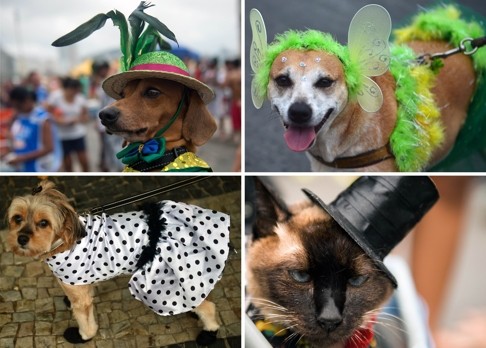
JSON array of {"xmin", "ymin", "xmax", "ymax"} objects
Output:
[{"xmin": 130, "ymin": 63, "xmax": 190, "ymax": 76}]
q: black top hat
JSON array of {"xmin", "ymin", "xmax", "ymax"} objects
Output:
[{"xmin": 302, "ymin": 176, "xmax": 439, "ymax": 287}]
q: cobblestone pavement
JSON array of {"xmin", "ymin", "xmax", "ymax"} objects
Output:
[{"xmin": 0, "ymin": 177, "xmax": 241, "ymax": 348}]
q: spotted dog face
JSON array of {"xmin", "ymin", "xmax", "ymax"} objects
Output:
[{"xmin": 267, "ymin": 50, "xmax": 348, "ymax": 152}]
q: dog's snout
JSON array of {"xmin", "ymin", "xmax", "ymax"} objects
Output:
[
  {"xmin": 17, "ymin": 234, "xmax": 30, "ymax": 247},
  {"xmin": 99, "ymin": 107, "xmax": 120, "ymax": 125},
  {"xmin": 288, "ymin": 102, "xmax": 312, "ymax": 124}
]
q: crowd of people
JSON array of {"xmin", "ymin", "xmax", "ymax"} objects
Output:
[{"xmin": 0, "ymin": 55, "xmax": 241, "ymax": 172}]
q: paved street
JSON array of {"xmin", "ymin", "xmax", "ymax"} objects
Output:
[
  {"xmin": 244, "ymin": 0, "xmax": 486, "ymax": 172},
  {"xmin": 0, "ymin": 177, "xmax": 241, "ymax": 347}
]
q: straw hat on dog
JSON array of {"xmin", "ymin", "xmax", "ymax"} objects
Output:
[{"xmin": 103, "ymin": 51, "xmax": 214, "ymax": 104}]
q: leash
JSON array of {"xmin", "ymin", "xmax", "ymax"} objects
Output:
[
  {"xmin": 84, "ymin": 176, "xmax": 209, "ymax": 215},
  {"xmin": 84, "ymin": 176, "xmax": 238, "ymax": 255},
  {"xmin": 416, "ymin": 36, "xmax": 486, "ymax": 66}
]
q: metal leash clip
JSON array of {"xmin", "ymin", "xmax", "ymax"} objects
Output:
[{"xmin": 417, "ymin": 36, "xmax": 485, "ymax": 66}]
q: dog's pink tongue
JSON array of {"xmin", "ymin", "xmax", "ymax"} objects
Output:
[{"xmin": 284, "ymin": 126, "xmax": 316, "ymax": 152}]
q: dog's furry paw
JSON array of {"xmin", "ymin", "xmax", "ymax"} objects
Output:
[
  {"xmin": 63, "ymin": 327, "xmax": 92, "ymax": 344},
  {"xmin": 196, "ymin": 330, "xmax": 218, "ymax": 346},
  {"xmin": 63, "ymin": 296, "xmax": 71, "ymax": 309}
]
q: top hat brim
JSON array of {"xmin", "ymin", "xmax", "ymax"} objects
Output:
[
  {"xmin": 102, "ymin": 70, "xmax": 215, "ymax": 104},
  {"xmin": 302, "ymin": 188, "xmax": 398, "ymax": 287}
]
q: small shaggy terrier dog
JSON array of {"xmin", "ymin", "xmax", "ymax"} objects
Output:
[{"xmin": 7, "ymin": 180, "xmax": 230, "ymax": 344}]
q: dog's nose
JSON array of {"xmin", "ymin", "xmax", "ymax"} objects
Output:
[
  {"xmin": 17, "ymin": 234, "xmax": 30, "ymax": 246},
  {"xmin": 288, "ymin": 102, "xmax": 312, "ymax": 124},
  {"xmin": 99, "ymin": 107, "xmax": 120, "ymax": 125}
]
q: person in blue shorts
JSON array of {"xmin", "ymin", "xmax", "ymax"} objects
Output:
[{"xmin": 5, "ymin": 86, "xmax": 62, "ymax": 172}]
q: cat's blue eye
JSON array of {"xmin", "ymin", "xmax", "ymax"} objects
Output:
[
  {"xmin": 348, "ymin": 275, "xmax": 369, "ymax": 287},
  {"xmin": 288, "ymin": 270, "xmax": 311, "ymax": 283}
]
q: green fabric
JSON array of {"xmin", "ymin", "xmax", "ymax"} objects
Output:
[
  {"xmin": 130, "ymin": 51, "xmax": 189, "ymax": 71},
  {"xmin": 116, "ymin": 137, "xmax": 166, "ymax": 165}
]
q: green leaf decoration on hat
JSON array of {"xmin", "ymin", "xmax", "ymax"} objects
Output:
[
  {"xmin": 52, "ymin": 13, "xmax": 110, "ymax": 47},
  {"xmin": 51, "ymin": 1, "xmax": 177, "ymax": 72}
]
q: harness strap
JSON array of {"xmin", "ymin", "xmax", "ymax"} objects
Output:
[
  {"xmin": 116, "ymin": 89, "xmax": 188, "ymax": 166},
  {"xmin": 311, "ymin": 143, "xmax": 394, "ymax": 169},
  {"xmin": 154, "ymin": 88, "xmax": 188, "ymax": 138}
]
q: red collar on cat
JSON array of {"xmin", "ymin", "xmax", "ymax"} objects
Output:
[{"xmin": 344, "ymin": 318, "xmax": 375, "ymax": 348}]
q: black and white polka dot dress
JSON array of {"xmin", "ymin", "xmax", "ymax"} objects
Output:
[{"xmin": 46, "ymin": 200, "xmax": 230, "ymax": 316}]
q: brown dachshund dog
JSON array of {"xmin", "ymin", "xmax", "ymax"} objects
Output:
[{"xmin": 99, "ymin": 78, "xmax": 217, "ymax": 171}]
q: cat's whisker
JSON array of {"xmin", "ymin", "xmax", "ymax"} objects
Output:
[
  {"xmin": 349, "ymin": 331, "xmax": 365, "ymax": 347},
  {"xmin": 282, "ymin": 331, "xmax": 300, "ymax": 344},
  {"xmin": 364, "ymin": 306, "xmax": 407, "ymax": 326},
  {"xmin": 251, "ymin": 298, "xmax": 290, "ymax": 312},
  {"xmin": 373, "ymin": 320, "xmax": 408, "ymax": 334},
  {"xmin": 295, "ymin": 331, "xmax": 306, "ymax": 345},
  {"xmin": 274, "ymin": 323, "xmax": 300, "ymax": 337}
]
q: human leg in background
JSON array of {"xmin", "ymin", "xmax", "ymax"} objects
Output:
[{"xmin": 412, "ymin": 176, "xmax": 471, "ymax": 329}]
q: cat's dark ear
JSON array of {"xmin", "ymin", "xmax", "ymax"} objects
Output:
[{"xmin": 252, "ymin": 177, "xmax": 291, "ymax": 240}]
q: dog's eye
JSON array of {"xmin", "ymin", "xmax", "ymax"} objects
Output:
[
  {"xmin": 144, "ymin": 88, "xmax": 161, "ymax": 99},
  {"xmin": 348, "ymin": 275, "xmax": 369, "ymax": 287},
  {"xmin": 13, "ymin": 215, "xmax": 22, "ymax": 224},
  {"xmin": 289, "ymin": 269, "xmax": 311, "ymax": 283},
  {"xmin": 315, "ymin": 77, "xmax": 334, "ymax": 88},
  {"xmin": 38, "ymin": 220, "xmax": 49, "ymax": 228},
  {"xmin": 275, "ymin": 75, "xmax": 293, "ymax": 88}
]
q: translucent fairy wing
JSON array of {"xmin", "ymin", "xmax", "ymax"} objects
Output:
[
  {"xmin": 357, "ymin": 76, "xmax": 383, "ymax": 112},
  {"xmin": 348, "ymin": 4, "xmax": 391, "ymax": 77},
  {"xmin": 251, "ymin": 78, "xmax": 265, "ymax": 109},
  {"xmin": 249, "ymin": 8, "xmax": 268, "ymax": 73}
]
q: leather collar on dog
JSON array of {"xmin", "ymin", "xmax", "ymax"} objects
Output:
[
  {"xmin": 310, "ymin": 143, "xmax": 394, "ymax": 169},
  {"xmin": 38, "ymin": 238, "xmax": 65, "ymax": 259},
  {"xmin": 127, "ymin": 146, "xmax": 189, "ymax": 172}
]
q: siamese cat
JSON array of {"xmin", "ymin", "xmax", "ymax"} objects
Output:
[{"xmin": 246, "ymin": 178, "xmax": 395, "ymax": 348}]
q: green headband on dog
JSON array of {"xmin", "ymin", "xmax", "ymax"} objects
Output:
[
  {"xmin": 250, "ymin": 5, "xmax": 392, "ymax": 113},
  {"xmin": 253, "ymin": 30, "xmax": 362, "ymax": 103}
]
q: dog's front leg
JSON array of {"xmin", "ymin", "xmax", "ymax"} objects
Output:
[
  {"xmin": 192, "ymin": 299, "xmax": 220, "ymax": 345},
  {"xmin": 58, "ymin": 281, "xmax": 98, "ymax": 343}
]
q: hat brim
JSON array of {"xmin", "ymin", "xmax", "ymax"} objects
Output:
[
  {"xmin": 302, "ymin": 188, "xmax": 398, "ymax": 287},
  {"xmin": 102, "ymin": 70, "xmax": 215, "ymax": 104}
]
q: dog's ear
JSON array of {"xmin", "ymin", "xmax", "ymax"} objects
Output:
[
  {"xmin": 34, "ymin": 180, "xmax": 85, "ymax": 246},
  {"xmin": 253, "ymin": 177, "xmax": 291, "ymax": 240},
  {"xmin": 182, "ymin": 90, "xmax": 217, "ymax": 146},
  {"xmin": 59, "ymin": 202, "xmax": 86, "ymax": 247}
]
